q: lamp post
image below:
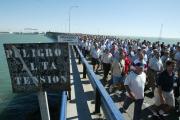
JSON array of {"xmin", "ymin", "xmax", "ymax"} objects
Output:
[
  {"xmin": 159, "ymin": 24, "xmax": 163, "ymax": 41},
  {"xmin": 69, "ymin": 6, "xmax": 78, "ymax": 33}
]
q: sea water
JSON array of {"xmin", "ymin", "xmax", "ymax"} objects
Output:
[{"xmin": 0, "ymin": 33, "xmax": 60, "ymax": 120}]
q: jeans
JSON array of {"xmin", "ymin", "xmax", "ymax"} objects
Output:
[{"xmin": 123, "ymin": 96, "xmax": 144, "ymax": 120}]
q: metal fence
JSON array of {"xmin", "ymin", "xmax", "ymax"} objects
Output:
[{"xmin": 59, "ymin": 91, "xmax": 67, "ymax": 120}]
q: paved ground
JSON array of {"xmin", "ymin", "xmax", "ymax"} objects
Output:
[
  {"xmin": 67, "ymin": 48, "xmax": 104, "ymax": 120},
  {"xmin": 67, "ymin": 49, "xmax": 180, "ymax": 120}
]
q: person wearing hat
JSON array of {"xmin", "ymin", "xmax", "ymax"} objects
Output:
[
  {"xmin": 131, "ymin": 51, "xmax": 147, "ymax": 72},
  {"xmin": 121, "ymin": 62, "xmax": 146, "ymax": 120}
]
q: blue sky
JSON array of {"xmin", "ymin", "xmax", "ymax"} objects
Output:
[{"xmin": 0, "ymin": 0, "xmax": 180, "ymax": 38}]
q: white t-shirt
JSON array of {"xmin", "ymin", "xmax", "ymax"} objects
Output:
[
  {"xmin": 124, "ymin": 71, "xmax": 146, "ymax": 99},
  {"xmin": 91, "ymin": 48, "xmax": 100, "ymax": 59},
  {"xmin": 149, "ymin": 56, "xmax": 163, "ymax": 71}
]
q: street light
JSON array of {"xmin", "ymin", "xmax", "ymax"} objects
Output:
[
  {"xmin": 158, "ymin": 24, "xmax": 163, "ymax": 41},
  {"xmin": 69, "ymin": 6, "xmax": 79, "ymax": 33}
]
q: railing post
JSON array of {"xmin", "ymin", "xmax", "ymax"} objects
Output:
[
  {"xmin": 83, "ymin": 63, "xmax": 86, "ymax": 78},
  {"xmin": 67, "ymin": 90, "xmax": 71, "ymax": 100},
  {"xmin": 59, "ymin": 91, "xmax": 67, "ymax": 120},
  {"xmin": 73, "ymin": 45, "xmax": 78, "ymax": 59},
  {"xmin": 78, "ymin": 53, "xmax": 81, "ymax": 64},
  {"xmin": 73, "ymin": 46, "xmax": 80, "ymax": 64},
  {"xmin": 95, "ymin": 88, "xmax": 101, "ymax": 113}
]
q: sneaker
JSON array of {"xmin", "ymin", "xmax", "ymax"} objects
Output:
[
  {"xmin": 115, "ymin": 90, "xmax": 121, "ymax": 97},
  {"xmin": 152, "ymin": 111, "xmax": 159, "ymax": 116},
  {"xmin": 115, "ymin": 90, "xmax": 122, "ymax": 94},
  {"xmin": 158, "ymin": 110, "xmax": 169, "ymax": 116},
  {"xmin": 158, "ymin": 110, "xmax": 165, "ymax": 115}
]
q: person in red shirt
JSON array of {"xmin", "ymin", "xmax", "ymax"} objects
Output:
[{"xmin": 124, "ymin": 54, "xmax": 131, "ymax": 75}]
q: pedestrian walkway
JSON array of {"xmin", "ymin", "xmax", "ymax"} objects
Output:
[{"xmin": 67, "ymin": 48, "xmax": 104, "ymax": 120}]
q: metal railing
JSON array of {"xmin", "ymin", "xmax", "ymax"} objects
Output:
[
  {"xmin": 75, "ymin": 46, "xmax": 124, "ymax": 120},
  {"xmin": 59, "ymin": 91, "xmax": 67, "ymax": 120}
]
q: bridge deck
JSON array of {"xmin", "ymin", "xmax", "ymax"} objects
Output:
[{"xmin": 67, "ymin": 49, "xmax": 103, "ymax": 120}]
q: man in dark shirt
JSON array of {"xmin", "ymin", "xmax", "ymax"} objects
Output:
[{"xmin": 154, "ymin": 60, "xmax": 176, "ymax": 112}]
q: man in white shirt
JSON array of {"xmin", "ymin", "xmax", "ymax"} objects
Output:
[
  {"xmin": 90, "ymin": 43, "xmax": 101, "ymax": 73},
  {"xmin": 121, "ymin": 62, "xmax": 146, "ymax": 120},
  {"xmin": 147, "ymin": 49, "xmax": 164, "ymax": 93},
  {"xmin": 101, "ymin": 48, "xmax": 112, "ymax": 82}
]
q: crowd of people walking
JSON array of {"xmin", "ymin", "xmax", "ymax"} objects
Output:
[{"xmin": 77, "ymin": 34, "xmax": 179, "ymax": 120}]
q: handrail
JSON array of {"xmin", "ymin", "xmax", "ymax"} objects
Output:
[
  {"xmin": 59, "ymin": 91, "xmax": 67, "ymax": 120},
  {"xmin": 75, "ymin": 46, "xmax": 124, "ymax": 120}
]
